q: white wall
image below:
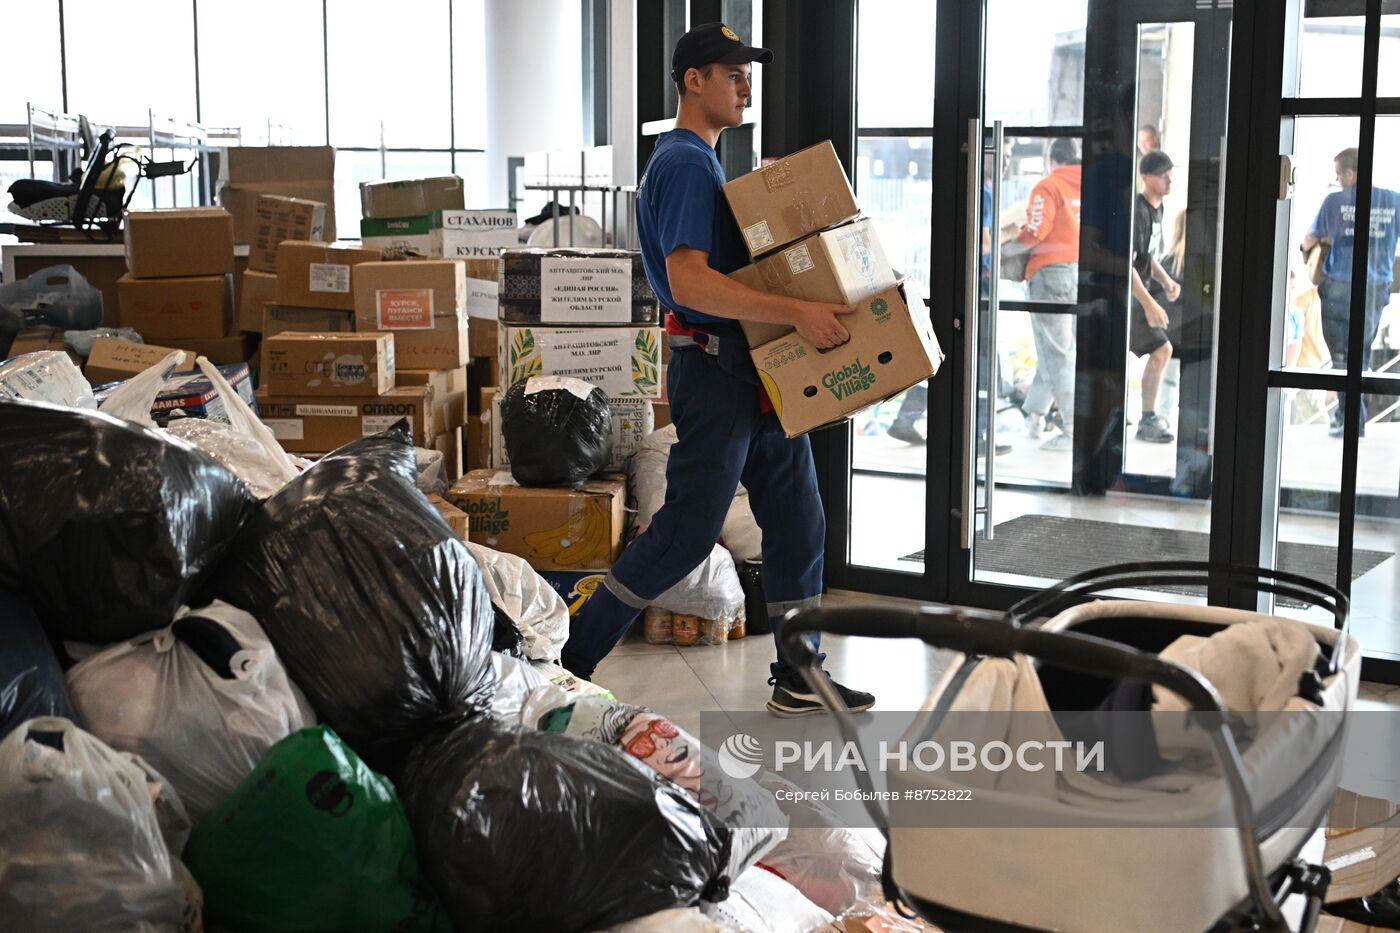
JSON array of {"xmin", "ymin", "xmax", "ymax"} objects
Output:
[{"xmin": 610, "ymin": 0, "xmax": 638, "ymax": 186}]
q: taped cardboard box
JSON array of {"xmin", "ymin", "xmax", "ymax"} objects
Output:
[
  {"xmin": 91, "ymin": 362, "xmax": 254, "ymax": 424},
  {"xmin": 352, "ymin": 260, "xmax": 470, "ymax": 369},
  {"xmin": 397, "ymin": 366, "xmax": 468, "ymax": 433},
  {"xmin": 499, "ymin": 248, "xmax": 659, "ymax": 324},
  {"xmin": 275, "ymin": 241, "xmax": 381, "ymax": 311},
  {"xmin": 117, "ymin": 273, "xmax": 234, "ymax": 340},
  {"xmin": 427, "ymin": 493, "xmax": 469, "ymax": 539},
  {"xmin": 239, "ymin": 270, "xmax": 278, "ymax": 332},
  {"xmin": 360, "ymin": 175, "xmax": 464, "ymax": 219},
  {"xmin": 219, "ymin": 146, "xmax": 336, "ymax": 242},
  {"xmin": 445, "ymin": 469, "xmax": 626, "ymax": 572},
  {"xmin": 255, "ymin": 385, "xmax": 434, "ymax": 452},
  {"xmin": 723, "ymin": 140, "xmax": 860, "ymax": 258},
  {"xmin": 1325, "ymin": 788, "xmax": 1400, "ymax": 903},
  {"xmin": 169, "ymin": 333, "xmax": 255, "ymax": 366},
  {"xmin": 490, "ymin": 391, "xmax": 653, "ymax": 473},
  {"xmin": 250, "ymin": 195, "xmax": 327, "ymax": 272},
  {"xmin": 262, "ymin": 304, "xmax": 355, "ymax": 338},
  {"xmin": 124, "ymin": 207, "xmax": 236, "ymax": 279},
  {"xmin": 750, "ymin": 282, "xmax": 943, "ymax": 438},
  {"xmin": 263, "ymin": 332, "xmax": 395, "ymax": 397},
  {"xmin": 731, "ymin": 217, "xmax": 898, "ymax": 346},
  {"xmin": 499, "ymin": 324, "xmax": 663, "ymax": 398}
]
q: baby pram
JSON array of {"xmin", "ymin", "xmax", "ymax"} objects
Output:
[{"xmin": 781, "ymin": 562, "xmax": 1360, "ymax": 933}]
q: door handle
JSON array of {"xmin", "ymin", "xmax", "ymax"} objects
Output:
[
  {"xmin": 984, "ymin": 120, "xmax": 1004, "ymax": 543},
  {"xmin": 960, "ymin": 118, "xmax": 983, "ymax": 550}
]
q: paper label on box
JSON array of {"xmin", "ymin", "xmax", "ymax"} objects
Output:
[
  {"xmin": 375, "ymin": 288, "xmax": 435, "ymax": 330},
  {"xmin": 525, "ymin": 375, "xmax": 594, "ymax": 401},
  {"xmin": 505, "ymin": 327, "xmax": 662, "ymax": 398},
  {"xmin": 263, "ymin": 418, "xmax": 304, "ymax": 440},
  {"xmin": 540, "ymin": 258, "xmax": 632, "ymax": 323},
  {"xmin": 743, "ymin": 220, "xmax": 774, "ymax": 252},
  {"xmin": 309, "ymin": 262, "xmax": 351, "ymax": 293},
  {"xmin": 296, "ymin": 404, "xmax": 357, "ymax": 417},
  {"xmin": 467, "ymin": 278, "xmax": 499, "ymax": 321},
  {"xmin": 362, "ymin": 415, "xmax": 404, "ymax": 434},
  {"xmin": 786, "ymin": 243, "xmax": 815, "ymax": 276}
]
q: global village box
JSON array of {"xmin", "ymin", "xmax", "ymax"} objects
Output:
[{"xmin": 748, "ymin": 282, "xmax": 943, "ymax": 438}]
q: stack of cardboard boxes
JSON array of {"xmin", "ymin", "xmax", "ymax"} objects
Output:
[
  {"xmin": 238, "ymin": 194, "xmax": 329, "ymax": 337},
  {"xmin": 723, "ymin": 141, "xmax": 944, "ymax": 437}
]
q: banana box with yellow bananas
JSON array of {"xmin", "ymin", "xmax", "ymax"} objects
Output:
[{"xmin": 446, "ymin": 469, "xmax": 626, "ymax": 571}]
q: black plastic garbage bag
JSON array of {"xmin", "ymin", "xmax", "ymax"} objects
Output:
[
  {"xmin": 401, "ymin": 717, "xmax": 732, "ymax": 932},
  {"xmin": 0, "ymin": 589, "xmax": 76, "ymax": 739},
  {"xmin": 491, "ymin": 604, "xmax": 526, "ymax": 657},
  {"xmin": 0, "ymin": 401, "xmax": 254, "ymax": 643},
  {"xmin": 501, "ymin": 376, "xmax": 613, "ymax": 486},
  {"xmin": 213, "ymin": 423, "xmax": 496, "ymax": 773}
]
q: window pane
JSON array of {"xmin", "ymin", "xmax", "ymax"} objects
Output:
[
  {"xmin": 197, "ymin": 0, "xmax": 326, "ymax": 145},
  {"xmin": 334, "ymin": 150, "xmax": 384, "ymax": 240},
  {"xmin": 456, "ymin": 151, "xmax": 490, "ymax": 207},
  {"xmin": 452, "ymin": 0, "xmax": 488, "ymax": 149},
  {"xmin": 326, "ymin": 0, "xmax": 452, "ymax": 147},
  {"xmin": 64, "ymin": 0, "xmax": 196, "ymax": 124},
  {"xmin": 0, "ymin": 0, "xmax": 62, "ymax": 125},
  {"xmin": 1350, "ymin": 430, "xmax": 1400, "ymax": 661},
  {"xmin": 854, "ymin": 137, "xmax": 931, "ymax": 296},
  {"xmin": 985, "ymin": 0, "xmax": 1087, "ymax": 126},
  {"xmin": 856, "ymin": 0, "xmax": 934, "ymax": 128},
  {"xmin": 1294, "ymin": 14, "xmax": 1363, "ymax": 98}
]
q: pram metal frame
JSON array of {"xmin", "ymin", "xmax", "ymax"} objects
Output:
[{"xmin": 781, "ymin": 562, "xmax": 1351, "ymax": 933}]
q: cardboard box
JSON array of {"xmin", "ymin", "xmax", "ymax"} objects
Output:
[
  {"xmin": 84, "ymin": 338, "xmax": 194, "ymax": 384},
  {"xmin": 652, "ymin": 400, "xmax": 671, "ymax": 430},
  {"xmin": 466, "ymin": 411, "xmax": 489, "ymax": 471},
  {"xmin": 251, "ymin": 195, "xmax": 327, "ymax": 272},
  {"xmin": 256, "ymin": 385, "xmax": 435, "ymax": 452},
  {"xmin": 220, "ymin": 146, "xmax": 337, "ymax": 242},
  {"xmin": 170, "ymin": 333, "xmax": 255, "ymax": 365},
  {"xmin": 427, "ymin": 493, "xmax": 469, "ymax": 539},
  {"xmin": 117, "ymin": 274, "xmax": 234, "ymax": 340},
  {"xmin": 1325, "ymin": 788, "xmax": 1400, "ymax": 903},
  {"xmin": 360, "ymin": 175, "xmax": 465, "ymax": 219},
  {"xmin": 469, "ymin": 318, "xmax": 498, "ymax": 359},
  {"xmin": 731, "ymin": 217, "xmax": 897, "ymax": 346},
  {"xmin": 491, "ymin": 389, "xmax": 653, "ymax": 473},
  {"xmin": 124, "ymin": 208, "xmax": 235, "ymax": 279},
  {"xmin": 7, "ymin": 328, "xmax": 79, "ymax": 367},
  {"xmin": 263, "ymin": 332, "xmax": 395, "ymax": 397},
  {"xmin": 723, "ymin": 140, "xmax": 860, "ymax": 258},
  {"xmin": 749, "ymin": 283, "xmax": 943, "ymax": 437},
  {"xmin": 499, "ymin": 248, "xmax": 659, "ymax": 324},
  {"xmin": 275, "ymin": 241, "xmax": 380, "ymax": 310},
  {"xmin": 433, "ymin": 426, "xmax": 465, "ymax": 481},
  {"xmin": 239, "ymin": 269, "xmax": 278, "ymax": 332},
  {"xmin": 91, "ymin": 362, "xmax": 254, "ymax": 423},
  {"xmin": 397, "ymin": 366, "xmax": 468, "ymax": 432},
  {"xmin": 500, "ymin": 325, "xmax": 663, "ymax": 398},
  {"xmin": 262, "ymin": 304, "xmax": 355, "ymax": 338},
  {"xmin": 352, "ymin": 261, "xmax": 470, "ymax": 369},
  {"xmin": 445, "ymin": 470, "xmax": 626, "ymax": 572},
  {"xmin": 437, "ymin": 210, "xmax": 518, "ymax": 259}
]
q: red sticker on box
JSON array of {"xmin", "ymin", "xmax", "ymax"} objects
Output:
[{"xmin": 375, "ymin": 288, "xmax": 434, "ymax": 330}]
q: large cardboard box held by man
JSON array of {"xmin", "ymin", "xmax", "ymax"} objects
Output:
[
  {"xmin": 353, "ymin": 261, "xmax": 470, "ymax": 369},
  {"xmin": 748, "ymin": 282, "xmax": 943, "ymax": 437},
  {"xmin": 220, "ymin": 146, "xmax": 337, "ymax": 242},
  {"xmin": 275, "ymin": 241, "xmax": 380, "ymax": 311},
  {"xmin": 117, "ymin": 274, "xmax": 234, "ymax": 339},
  {"xmin": 124, "ymin": 208, "xmax": 236, "ymax": 278},
  {"xmin": 445, "ymin": 470, "xmax": 626, "ymax": 572},
  {"xmin": 256, "ymin": 385, "xmax": 434, "ymax": 452},
  {"xmin": 723, "ymin": 141, "xmax": 860, "ymax": 258},
  {"xmin": 263, "ymin": 332, "xmax": 395, "ymax": 397}
]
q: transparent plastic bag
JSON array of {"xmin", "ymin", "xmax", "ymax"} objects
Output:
[
  {"xmin": 653, "ymin": 544, "xmax": 746, "ymax": 626},
  {"xmin": 0, "ymin": 716, "xmax": 201, "ymax": 932},
  {"xmin": 0, "ymin": 264, "xmax": 104, "ymax": 331},
  {"xmin": 0, "ymin": 350, "xmax": 95, "ymax": 409},
  {"xmin": 67, "ymin": 600, "xmax": 317, "ymax": 822},
  {"xmin": 65, "ymin": 327, "xmax": 142, "ymax": 358}
]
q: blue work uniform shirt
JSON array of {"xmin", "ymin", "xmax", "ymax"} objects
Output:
[
  {"xmin": 1311, "ymin": 185, "xmax": 1400, "ymax": 283},
  {"xmin": 636, "ymin": 129, "xmax": 750, "ymax": 327}
]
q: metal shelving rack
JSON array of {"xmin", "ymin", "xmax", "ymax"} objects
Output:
[{"xmin": 523, "ymin": 183, "xmax": 640, "ymax": 249}]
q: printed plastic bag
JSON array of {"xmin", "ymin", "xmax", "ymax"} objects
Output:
[
  {"xmin": 502, "ymin": 375, "xmax": 613, "ymax": 486},
  {"xmin": 465, "ymin": 541, "xmax": 570, "ymax": 662},
  {"xmin": 213, "ymin": 424, "xmax": 496, "ymax": 773},
  {"xmin": 67, "ymin": 600, "xmax": 317, "ymax": 822},
  {"xmin": 401, "ymin": 716, "xmax": 733, "ymax": 931},
  {"xmin": 183, "ymin": 725, "xmax": 451, "ymax": 933},
  {"xmin": 0, "ymin": 350, "xmax": 95, "ymax": 409},
  {"xmin": 0, "ymin": 588, "xmax": 77, "ymax": 740},
  {"xmin": 0, "ymin": 716, "xmax": 201, "ymax": 932},
  {"xmin": 0, "ymin": 400, "xmax": 254, "ymax": 644},
  {"xmin": 0, "ymin": 263, "xmax": 103, "ymax": 331}
]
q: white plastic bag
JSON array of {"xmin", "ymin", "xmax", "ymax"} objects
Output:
[
  {"xmin": 196, "ymin": 357, "xmax": 299, "ymax": 483},
  {"xmin": 0, "ymin": 716, "xmax": 201, "ymax": 932},
  {"xmin": 415, "ymin": 446, "xmax": 447, "ymax": 496},
  {"xmin": 465, "ymin": 542, "xmax": 570, "ymax": 662},
  {"xmin": 67, "ymin": 600, "xmax": 317, "ymax": 822},
  {"xmin": 721, "ymin": 491, "xmax": 762, "ymax": 562},
  {"xmin": 653, "ymin": 543, "xmax": 746, "ymax": 626},
  {"xmin": 0, "ymin": 350, "xmax": 95, "ymax": 409},
  {"xmin": 489, "ymin": 652, "xmax": 554, "ymax": 724},
  {"xmin": 700, "ymin": 867, "xmax": 834, "ymax": 933},
  {"xmin": 95, "ymin": 349, "xmax": 186, "ymax": 428}
]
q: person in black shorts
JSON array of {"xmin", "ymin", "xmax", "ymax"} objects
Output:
[{"xmin": 1129, "ymin": 150, "xmax": 1179, "ymax": 443}]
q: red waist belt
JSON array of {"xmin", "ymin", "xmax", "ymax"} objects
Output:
[{"xmin": 664, "ymin": 312, "xmax": 772, "ymax": 413}]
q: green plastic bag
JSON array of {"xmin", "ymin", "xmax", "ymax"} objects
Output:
[{"xmin": 183, "ymin": 725, "xmax": 451, "ymax": 932}]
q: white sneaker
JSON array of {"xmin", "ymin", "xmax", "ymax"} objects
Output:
[
  {"xmin": 1024, "ymin": 413, "xmax": 1045, "ymax": 439},
  {"xmin": 1041, "ymin": 432, "xmax": 1073, "ymax": 451}
]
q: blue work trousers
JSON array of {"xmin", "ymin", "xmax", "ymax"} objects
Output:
[{"xmin": 561, "ymin": 342, "xmax": 825, "ymax": 681}]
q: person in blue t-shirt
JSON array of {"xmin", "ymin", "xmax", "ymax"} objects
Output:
[
  {"xmin": 560, "ymin": 22, "xmax": 875, "ymax": 716},
  {"xmin": 1300, "ymin": 147, "xmax": 1399, "ymax": 437}
]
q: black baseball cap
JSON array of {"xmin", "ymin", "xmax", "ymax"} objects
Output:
[
  {"xmin": 671, "ymin": 22, "xmax": 773, "ymax": 84},
  {"xmin": 1139, "ymin": 150, "xmax": 1174, "ymax": 176}
]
